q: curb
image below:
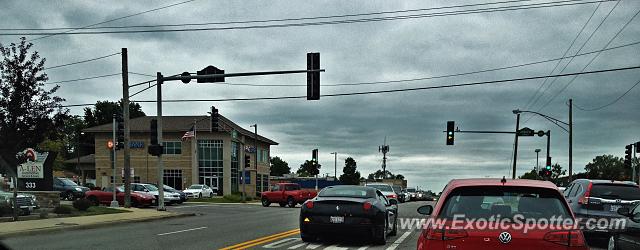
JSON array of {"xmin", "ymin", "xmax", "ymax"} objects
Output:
[{"xmin": 0, "ymin": 212, "xmax": 196, "ymax": 239}]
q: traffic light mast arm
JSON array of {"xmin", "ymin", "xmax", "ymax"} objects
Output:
[
  {"xmin": 512, "ymin": 110, "xmax": 569, "ymax": 133},
  {"xmin": 162, "ymin": 69, "xmax": 325, "ymax": 82},
  {"xmin": 443, "ymin": 130, "xmax": 516, "ymax": 134}
]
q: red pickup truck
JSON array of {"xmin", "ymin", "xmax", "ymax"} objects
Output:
[{"xmin": 261, "ymin": 183, "xmax": 317, "ymax": 208}]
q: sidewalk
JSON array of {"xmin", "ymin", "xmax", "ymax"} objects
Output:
[{"xmin": 0, "ymin": 207, "xmax": 194, "ymax": 238}]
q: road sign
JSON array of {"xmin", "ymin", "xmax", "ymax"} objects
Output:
[{"xmin": 517, "ymin": 127, "xmax": 535, "ymax": 136}]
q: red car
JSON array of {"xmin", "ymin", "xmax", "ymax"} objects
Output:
[
  {"xmin": 85, "ymin": 186, "xmax": 155, "ymax": 207},
  {"xmin": 261, "ymin": 183, "xmax": 317, "ymax": 208},
  {"xmin": 416, "ymin": 178, "xmax": 588, "ymax": 250}
]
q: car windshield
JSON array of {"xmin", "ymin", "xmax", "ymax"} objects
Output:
[
  {"xmin": 591, "ymin": 184, "xmax": 640, "ymax": 200},
  {"xmin": 440, "ymin": 186, "xmax": 572, "ymax": 220},
  {"xmin": 319, "ymin": 186, "xmax": 374, "ymax": 198},
  {"xmin": 189, "ymin": 185, "xmax": 203, "ymax": 189},
  {"xmin": 143, "ymin": 185, "xmax": 158, "ymax": 191},
  {"xmin": 367, "ymin": 184, "xmax": 392, "ymax": 192},
  {"xmin": 60, "ymin": 179, "xmax": 78, "ymax": 186}
]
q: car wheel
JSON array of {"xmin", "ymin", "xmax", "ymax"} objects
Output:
[
  {"xmin": 279, "ymin": 202, "xmax": 287, "ymax": 207},
  {"xmin": 131, "ymin": 199, "xmax": 139, "ymax": 208},
  {"xmin": 374, "ymin": 221, "xmax": 387, "ymax": 245},
  {"xmin": 301, "ymin": 232, "xmax": 315, "ymax": 242},
  {"xmin": 88, "ymin": 196, "xmax": 99, "ymax": 206},
  {"xmin": 261, "ymin": 198, "xmax": 271, "ymax": 207},
  {"xmin": 389, "ymin": 216, "xmax": 398, "ymax": 236},
  {"xmin": 287, "ymin": 197, "xmax": 296, "ymax": 208},
  {"xmin": 208, "ymin": 192, "xmax": 213, "ymax": 198},
  {"xmin": 65, "ymin": 192, "xmax": 74, "ymax": 201},
  {"xmin": 608, "ymin": 235, "xmax": 617, "ymax": 250}
]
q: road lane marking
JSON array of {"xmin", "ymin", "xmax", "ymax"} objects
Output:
[
  {"xmin": 156, "ymin": 226, "xmax": 207, "ymax": 236},
  {"xmin": 305, "ymin": 243, "xmax": 321, "ymax": 249},
  {"xmin": 263, "ymin": 238, "xmax": 300, "ymax": 248},
  {"xmin": 324, "ymin": 245, "xmax": 348, "ymax": 250},
  {"xmin": 287, "ymin": 242, "xmax": 306, "ymax": 249},
  {"xmin": 356, "ymin": 247, "xmax": 369, "ymax": 250},
  {"xmin": 220, "ymin": 229, "xmax": 300, "ymax": 250},
  {"xmin": 385, "ymin": 231, "xmax": 412, "ymax": 250}
]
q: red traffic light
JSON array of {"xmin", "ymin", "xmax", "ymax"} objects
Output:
[{"xmin": 107, "ymin": 140, "xmax": 114, "ymax": 150}]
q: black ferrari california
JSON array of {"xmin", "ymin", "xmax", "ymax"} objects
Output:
[{"xmin": 299, "ymin": 185, "xmax": 398, "ymax": 244}]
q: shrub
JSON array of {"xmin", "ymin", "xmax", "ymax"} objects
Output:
[
  {"xmin": 53, "ymin": 205, "xmax": 73, "ymax": 214},
  {"xmin": 72, "ymin": 198, "xmax": 93, "ymax": 211},
  {"xmin": 39, "ymin": 210, "xmax": 49, "ymax": 219},
  {"xmin": 222, "ymin": 194, "xmax": 243, "ymax": 202},
  {"xmin": 0, "ymin": 202, "xmax": 12, "ymax": 217}
]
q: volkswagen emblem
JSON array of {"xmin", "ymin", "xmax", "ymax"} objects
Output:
[
  {"xmin": 616, "ymin": 199, "xmax": 622, "ymax": 203},
  {"xmin": 498, "ymin": 232, "xmax": 512, "ymax": 244},
  {"xmin": 336, "ymin": 205, "xmax": 340, "ymax": 211}
]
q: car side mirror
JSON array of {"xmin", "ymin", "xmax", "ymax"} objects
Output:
[
  {"xmin": 617, "ymin": 207, "xmax": 631, "ymax": 217},
  {"xmin": 417, "ymin": 205, "xmax": 433, "ymax": 215},
  {"xmin": 389, "ymin": 199, "xmax": 398, "ymax": 205}
]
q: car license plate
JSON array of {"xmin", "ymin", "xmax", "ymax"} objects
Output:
[
  {"xmin": 330, "ymin": 216, "xmax": 344, "ymax": 224},
  {"xmin": 610, "ymin": 205, "xmax": 622, "ymax": 212}
]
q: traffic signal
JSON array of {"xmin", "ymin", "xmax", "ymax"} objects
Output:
[
  {"xmin": 211, "ymin": 106, "xmax": 219, "ymax": 131},
  {"xmin": 636, "ymin": 142, "xmax": 640, "ymax": 153},
  {"xmin": 244, "ymin": 155, "xmax": 251, "ymax": 169},
  {"xmin": 543, "ymin": 156, "xmax": 552, "ymax": 177},
  {"xmin": 116, "ymin": 114, "xmax": 125, "ymax": 150},
  {"xmin": 197, "ymin": 65, "xmax": 225, "ymax": 83},
  {"xmin": 312, "ymin": 149, "xmax": 318, "ymax": 163},
  {"xmin": 446, "ymin": 121, "xmax": 455, "ymax": 145},
  {"xmin": 625, "ymin": 144, "xmax": 633, "ymax": 168},
  {"xmin": 148, "ymin": 119, "xmax": 162, "ymax": 156},
  {"xmin": 307, "ymin": 52, "xmax": 320, "ymax": 100}
]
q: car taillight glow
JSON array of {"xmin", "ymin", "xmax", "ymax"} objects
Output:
[
  {"xmin": 305, "ymin": 201, "xmax": 314, "ymax": 209},
  {"xmin": 578, "ymin": 182, "xmax": 593, "ymax": 205},
  {"xmin": 424, "ymin": 228, "xmax": 468, "ymax": 241},
  {"xmin": 363, "ymin": 201, "xmax": 372, "ymax": 211},
  {"xmin": 543, "ymin": 230, "xmax": 586, "ymax": 247},
  {"xmin": 387, "ymin": 194, "xmax": 397, "ymax": 199}
]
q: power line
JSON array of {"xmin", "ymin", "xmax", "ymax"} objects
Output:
[
  {"xmin": 533, "ymin": 7, "xmax": 640, "ymax": 114},
  {"xmin": 44, "ymin": 52, "xmax": 121, "ymax": 70},
  {"xmin": 46, "ymin": 73, "xmax": 121, "ymax": 85},
  {"xmin": 188, "ymin": 39, "xmax": 640, "ymax": 88},
  {"xmin": 27, "ymin": 0, "xmax": 196, "ymax": 41},
  {"xmin": 573, "ymin": 78, "xmax": 640, "ymax": 111},
  {"xmin": 128, "ymin": 72, "xmax": 156, "ymax": 77},
  {"xmin": 3, "ymin": 0, "xmax": 613, "ymax": 36},
  {"xmin": 525, "ymin": 0, "xmax": 621, "ymax": 111},
  {"xmin": 522, "ymin": 1, "xmax": 603, "ymax": 109},
  {"xmin": 1, "ymin": 0, "xmax": 537, "ymax": 31}
]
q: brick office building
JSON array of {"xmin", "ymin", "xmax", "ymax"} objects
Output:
[{"xmin": 84, "ymin": 115, "xmax": 277, "ymax": 197}]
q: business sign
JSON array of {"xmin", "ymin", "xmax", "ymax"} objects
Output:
[
  {"xmin": 17, "ymin": 152, "xmax": 48, "ymax": 179},
  {"xmin": 244, "ymin": 146, "xmax": 256, "ymax": 153},
  {"xmin": 240, "ymin": 171, "xmax": 251, "ymax": 184},
  {"xmin": 16, "ymin": 149, "xmax": 54, "ymax": 191},
  {"xmin": 517, "ymin": 127, "xmax": 535, "ymax": 137},
  {"xmin": 129, "ymin": 141, "xmax": 144, "ymax": 149}
]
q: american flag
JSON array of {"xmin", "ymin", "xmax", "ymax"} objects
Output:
[{"xmin": 182, "ymin": 126, "xmax": 195, "ymax": 141}]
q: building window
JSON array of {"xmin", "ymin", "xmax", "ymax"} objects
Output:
[
  {"xmin": 262, "ymin": 174, "xmax": 269, "ymax": 192},
  {"xmin": 133, "ymin": 176, "xmax": 141, "ymax": 183},
  {"xmin": 256, "ymin": 174, "xmax": 261, "ymax": 194},
  {"xmin": 162, "ymin": 141, "xmax": 182, "ymax": 155},
  {"xmin": 198, "ymin": 140, "xmax": 223, "ymax": 194},
  {"xmin": 110, "ymin": 176, "xmax": 120, "ymax": 184},
  {"xmin": 163, "ymin": 169, "xmax": 183, "ymax": 190},
  {"xmin": 262, "ymin": 150, "xmax": 269, "ymax": 162}
]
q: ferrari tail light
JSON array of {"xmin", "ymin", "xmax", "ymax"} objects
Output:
[
  {"xmin": 386, "ymin": 194, "xmax": 397, "ymax": 199},
  {"xmin": 424, "ymin": 228, "xmax": 468, "ymax": 241},
  {"xmin": 305, "ymin": 201, "xmax": 314, "ymax": 209},
  {"xmin": 363, "ymin": 201, "xmax": 372, "ymax": 211},
  {"xmin": 543, "ymin": 230, "xmax": 586, "ymax": 247},
  {"xmin": 578, "ymin": 182, "xmax": 593, "ymax": 205}
]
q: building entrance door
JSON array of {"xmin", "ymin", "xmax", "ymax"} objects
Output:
[{"xmin": 204, "ymin": 176, "xmax": 219, "ymax": 195}]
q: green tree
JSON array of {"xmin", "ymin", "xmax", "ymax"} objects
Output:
[
  {"xmin": 297, "ymin": 160, "xmax": 320, "ymax": 177},
  {"xmin": 551, "ymin": 163, "xmax": 566, "ymax": 180},
  {"xmin": 0, "ymin": 37, "xmax": 67, "ymax": 175},
  {"xmin": 367, "ymin": 170, "xmax": 395, "ymax": 179},
  {"xmin": 339, "ymin": 157, "xmax": 361, "ymax": 185},
  {"xmin": 519, "ymin": 169, "xmax": 539, "ymax": 180},
  {"xmin": 270, "ymin": 156, "xmax": 290, "ymax": 176},
  {"xmin": 585, "ymin": 155, "xmax": 627, "ymax": 180},
  {"xmin": 395, "ymin": 174, "xmax": 405, "ymax": 180},
  {"xmin": 83, "ymin": 100, "xmax": 145, "ymax": 127}
]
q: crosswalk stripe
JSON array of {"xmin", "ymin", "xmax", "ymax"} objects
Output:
[{"xmin": 385, "ymin": 231, "xmax": 412, "ymax": 250}]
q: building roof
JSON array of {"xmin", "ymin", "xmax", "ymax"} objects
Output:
[
  {"xmin": 63, "ymin": 154, "xmax": 95, "ymax": 164},
  {"xmin": 83, "ymin": 115, "xmax": 278, "ymax": 145}
]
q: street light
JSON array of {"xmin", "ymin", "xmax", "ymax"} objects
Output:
[
  {"xmin": 512, "ymin": 108, "xmax": 572, "ymax": 180},
  {"xmin": 330, "ymin": 152, "xmax": 337, "ymax": 179}
]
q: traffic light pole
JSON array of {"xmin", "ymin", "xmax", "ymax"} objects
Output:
[
  {"xmin": 156, "ymin": 72, "xmax": 165, "ymax": 211},
  {"xmin": 110, "ymin": 116, "xmax": 118, "ymax": 207},
  {"xmin": 546, "ymin": 130, "xmax": 551, "ymax": 173},
  {"xmin": 513, "ymin": 113, "xmax": 521, "ymax": 179}
]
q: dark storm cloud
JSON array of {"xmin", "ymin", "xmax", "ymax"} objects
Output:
[{"xmin": 1, "ymin": 0, "xmax": 639, "ymax": 191}]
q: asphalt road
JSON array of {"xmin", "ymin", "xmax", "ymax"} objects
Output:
[
  {"xmin": 0, "ymin": 201, "xmax": 429, "ymax": 250},
  {"xmin": 0, "ymin": 200, "xmax": 610, "ymax": 250}
]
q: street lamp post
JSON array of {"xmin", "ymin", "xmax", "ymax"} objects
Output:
[{"xmin": 330, "ymin": 152, "xmax": 337, "ymax": 179}]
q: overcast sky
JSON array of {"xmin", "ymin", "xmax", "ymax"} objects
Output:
[{"xmin": 1, "ymin": 0, "xmax": 639, "ymax": 192}]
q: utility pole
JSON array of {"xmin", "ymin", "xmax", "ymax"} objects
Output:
[
  {"xmin": 122, "ymin": 48, "xmax": 131, "ymax": 208},
  {"xmin": 330, "ymin": 152, "xmax": 337, "ymax": 179},
  {"xmin": 110, "ymin": 115, "xmax": 118, "ymax": 207},
  {"xmin": 251, "ymin": 124, "xmax": 258, "ymax": 192},
  {"xmin": 512, "ymin": 113, "xmax": 520, "ymax": 179},
  {"xmin": 568, "ymin": 98, "xmax": 573, "ymax": 182},
  {"xmin": 156, "ymin": 72, "xmax": 165, "ymax": 211}
]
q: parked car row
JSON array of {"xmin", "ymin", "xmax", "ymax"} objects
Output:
[
  {"xmin": 84, "ymin": 182, "xmax": 216, "ymax": 208},
  {"xmin": 0, "ymin": 189, "xmax": 38, "ymax": 216}
]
